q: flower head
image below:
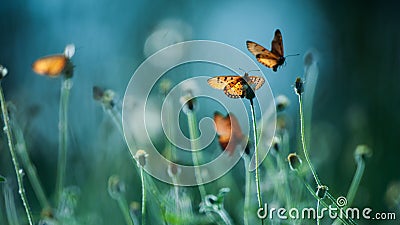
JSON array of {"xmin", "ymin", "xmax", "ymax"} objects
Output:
[
  {"xmin": 294, "ymin": 77, "xmax": 304, "ymax": 96},
  {"xmin": 316, "ymin": 185, "xmax": 329, "ymax": 199},
  {"xmin": 167, "ymin": 163, "xmax": 182, "ymax": 178},
  {"xmin": 287, "ymin": 153, "xmax": 302, "ymax": 171},
  {"xmin": 180, "ymin": 90, "xmax": 197, "ymax": 114},
  {"xmin": 0, "ymin": 65, "xmax": 8, "ymax": 80},
  {"xmin": 271, "ymin": 136, "xmax": 281, "ymax": 154},
  {"xmin": 275, "ymin": 95, "xmax": 290, "ymax": 112},
  {"xmin": 354, "ymin": 145, "xmax": 372, "ymax": 162},
  {"xmin": 93, "ymin": 86, "xmax": 116, "ymax": 109},
  {"xmin": 107, "ymin": 175, "xmax": 125, "ymax": 200},
  {"xmin": 159, "ymin": 79, "xmax": 172, "ymax": 96},
  {"xmin": 135, "ymin": 150, "xmax": 149, "ymax": 167}
]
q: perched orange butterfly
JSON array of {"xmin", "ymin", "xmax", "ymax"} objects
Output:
[
  {"xmin": 207, "ymin": 72, "xmax": 265, "ymax": 99},
  {"xmin": 247, "ymin": 29, "xmax": 297, "ymax": 72},
  {"xmin": 32, "ymin": 44, "xmax": 75, "ymax": 77},
  {"xmin": 213, "ymin": 112, "xmax": 248, "ymax": 155}
]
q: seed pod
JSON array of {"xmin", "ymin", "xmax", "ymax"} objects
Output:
[
  {"xmin": 354, "ymin": 145, "xmax": 372, "ymax": 161},
  {"xmin": 287, "ymin": 153, "xmax": 302, "ymax": 171},
  {"xmin": 167, "ymin": 163, "xmax": 182, "ymax": 178},
  {"xmin": 316, "ymin": 185, "xmax": 329, "ymax": 199},
  {"xmin": 135, "ymin": 150, "xmax": 149, "ymax": 167},
  {"xmin": 0, "ymin": 65, "xmax": 8, "ymax": 79},
  {"xmin": 108, "ymin": 175, "xmax": 125, "ymax": 199},
  {"xmin": 294, "ymin": 77, "xmax": 304, "ymax": 96},
  {"xmin": 275, "ymin": 95, "xmax": 290, "ymax": 112},
  {"xmin": 180, "ymin": 91, "xmax": 197, "ymax": 114}
]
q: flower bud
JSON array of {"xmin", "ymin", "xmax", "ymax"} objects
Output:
[
  {"xmin": 107, "ymin": 175, "xmax": 125, "ymax": 200},
  {"xmin": 93, "ymin": 86, "xmax": 116, "ymax": 109},
  {"xmin": 134, "ymin": 150, "xmax": 149, "ymax": 167},
  {"xmin": 275, "ymin": 95, "xmax": 290, "ymax": 112},
  {"xmin": 294, "ymin": 77, "xmax": 304, "ymax": 96},
  {"xmin": 287, "ymin": 153, "xmax": 302, "ymax": 171},
  {"xmin": 385, "ymin": 181, "xmax": 400, "ymax": 209},
  {"xmin": 159, "ymin": 79, "xmax": 172, "ymax": 96},
  {"xmin": 0, "ymin": 65, "xmax": 8, "ymax": 79},
  {"xmin": 277, "ymin": 114, "xmax": 288, "ymax": 130},
  {"xmin": 271, "ymin": 136, "xmax": 281, "ymax": 153},
  {"xmin": 167, "ymin": 163, "xmax": 182, "ymax": 178},
  {"xmin": 354, "ymin": 145, "xmax": 372, "ymax": 161},
  {"xmin": 180, "ymin": 91, "xmax": 197, "ymax": 114},
  {"xmin": 316, "ymin": 185, "xmax": 328, "ymax": 199},
  {"xmin": 130, "ymin": 201, "xmax": 141, "ymax": 212}
]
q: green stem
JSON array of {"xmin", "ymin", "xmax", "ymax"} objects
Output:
[
  {"xmin": 242, "ymin": 154, "xmax": 251, "ymax": 225},
  {"xmin": 186, "ymin": 111, "xmax": 206, "ymax": 199},
  {"xmin": 140, "ymin": 167, "xmax": 146, "ymax": 225},
  {"xmin": 3, "ymin": 184, "xmax": 20, "ymax": 225},
  {"xmin": 12, "ymin": 116, "xmax": 51, "ymax": 210},
  {"xmin": 217, "ymin": 209, "xmax": 233, "ymax": 225},
  {"xmin": 279, "ymin": 130, "xmax": 293, "ymax": 209},
  {"xmin": 187, "ymin": 110, "xmax": 218, "ymax": 224},
  {"xmin": 102, "ymin": 103, "xmax": 138, "ymax": 166},
  {"xmin": 298, "ymin": 95, "xmax": 321, "ymax": 186},
  {"xmin": 249, "ymin": 99, "xmax": 263, "ymax": 208},
  {"xmin": 143, "ymin": 174, "xmax": 168, "ymax": 223},
  {"xmin": 317, "ymin": 200, "xmax": 321, "ymax": 225},
  {"xmin": 106, "ymin": 107, "xmax": 124, "ymax": 137},
  {"xmin": 326, "ymin": 193, "xmax": 357, "ymax": 225},
  {"xmin": 299, "ymin": 175, "xmax": 352, "ymax": 225},
  {"xmin": 0, "ymin": 85, "xmax": 33, "ymax": 225},
  {"xmin": 346, "ymin": 158, "xmax": 365, "ymax": 206},
  {"xmin": 169, "ymin": 171, "xmax": 180, "ymax": 207},
  {"xmin": 332, "ymin": 158, "xmax": 365, "ymax": 225},
  {"xmin": 164, "ymin": 95, "xmax": 176, "ymax": 162},
  {"xmin": 249, "ymin": 99, "xmax": 264, "ymax": 225},
  {"xmin": 56, "ymin": 77, "xmax": 72, "ymax": 201},
  {"xmin": 117, "ymin": 196, "xmax": 135, "ymax": 225},
  {"xmin": 303, "ymin": 60, "xmax": 319, "ymax": 151}
]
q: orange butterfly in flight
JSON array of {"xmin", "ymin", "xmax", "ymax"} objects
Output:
[
  {"xmin": 213, "ymin": 112, "xmax": 248, "ymax": 155},
  {"xmin": 32, "ymin": 44, "xmax": 75, "ymax": 77},
  {"xmin": 207, "ymin": 72, "xmax": 265, "ymax": 99},
  {"xmin": 247, "ymin": 29, "xmax": 296, "ymax": 72}
]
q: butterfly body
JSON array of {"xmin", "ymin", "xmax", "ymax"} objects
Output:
[
  {"xmin": 207, "ymin": 72, "xmax": 265, "ymax": 99},
  {"xmin": 247, "ymin": 29, "xmax": 286, "ymax": 72}
]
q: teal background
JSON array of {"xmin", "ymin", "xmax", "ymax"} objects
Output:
[{"xmin": 0, "ymin": 0, "xmax": 399, "ymax": 224}]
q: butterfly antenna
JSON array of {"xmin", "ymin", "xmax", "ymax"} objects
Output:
[
  {"xmin": 285, "ymin": 53, "xmax": 300, "ymax": 58},
  {"xmin": 238, "ymin": 68, "xmax": 260, "ymax": 74},
  {"xmin": 247, "ymin": 69, "xmax": 260, "ymax": 73}
]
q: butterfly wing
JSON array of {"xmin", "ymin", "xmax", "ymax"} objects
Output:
[
  {"xmin": 228, "ymin": 113, "xmax": 243, "ymax": 141},
  {"xmin": 214, "ymin": 112, "xmax": 232, "ymax": 137},
  {"xmin": 223, "ymin": 77, "xmax": 245, "ymax": 98},
  {"xmin": 271, "ymin": 29, "xmax": 284, "ymax": 57},
  {"xmin": 246, "ymin": 41, "xmax": 280, "ymax": 69},
  {"xmin": 207, "ymin": 76, "xmax": 240, "ymax": 90},
  {"xmin": 32, "ymin": 55, "xmax": 67, "ymax": 77},
  {"xmin": 247, "ymin": 40, "xmax": 274, "ymax": 56},
  {"xmin": 248, "ymin": 76, "xmax": 265, "ymax": 90},
  {"xmin": 214, "ymin": 112, "xmax": 243, "ymax": 156}
]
